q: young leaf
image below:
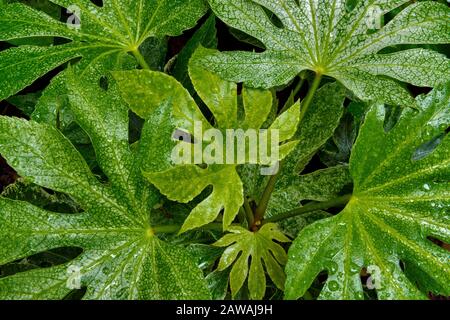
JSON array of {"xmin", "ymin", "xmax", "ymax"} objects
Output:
[
  {"xmin": 0, "ymin": 71, "xmax": 210, "ymax": 300},
  {"xmin": 113, "ymin": 55, "xmax": 301, "ymax": 233},
  {"xmin": 197, "ymin": 0, "xmax": 450, "ymax": 105},
  {"xmin": 285, "ymin": 83, "xmax": 450, "ymax": 300},
  {"xmin": 214, "ymin": 223, "xmax": 290, "ymax": 300},
  {"xmin": 0, "ymin": 0, "xmax": 208, "ymax": 100}
]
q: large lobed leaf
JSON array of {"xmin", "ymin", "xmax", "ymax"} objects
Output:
[
  {"xmin": 285, "ymin": 83, "xmax": 450, "ymax": 300},
  {"xmin": 0, "ymin": 0, "xmax": 208, "ymax": 133},
  {"xmin": 113, "ymin": 51, "xmax": 301, "ymax": 233},
  {"xmin": 197, "ymin": 0, "xmax": 450, "ymax": 106},
  {"xmin": 0, "ymin": 69, "xmax": 210, "ymax": 300}
]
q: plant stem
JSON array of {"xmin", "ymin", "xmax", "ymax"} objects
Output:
[
  {"xmin": 131, "ymin": 48, "xmax": 151, "ymax": 70},
  {"xmin": 263, "ymin": 194, "xmax": 352, "ymax": 224},
  {"xmin": 299, "ymin": 72, "xmax": 323, "ymax": 122},
  {"xmin": 254, "ymin": 167, "xmax": 281, "ymax": 223},
  {"xmin": 243, "ymin": 197, "xmax": 254, "ymax": 226},
  {"xmin": 293, "ymin": 77, "xmax": 306, "ymax": 98},
  {"xmin": 253, "ymin": 72, "xmax": 323, "ymax": 225}
]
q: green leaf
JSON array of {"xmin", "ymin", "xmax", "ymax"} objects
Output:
[
  {"xmin": 113, "ymin": 55, "xmax": 301, "ymax": 233},
  {"xmin": 214, "ymin": 223, "xmax": 290, "ymax": 299},
  {"xmin": 172, "ymin": 14, "xmax": 218, "ymax": 93},
  {"xmin": 0, "ymin": 71, "xmax": 210, "ymax": 300},
  {"xmin": 263, "ymin": 82, "xmax": 346, "ymax": 214},
  {"xmin": 0, "ymin": 0, "xmax": 208, "ymax": 100},
  {"xmin": 6, "ymin": 92, "xmax": 41, "ymax": 117},
  {"xmin": 197, "ymin": 0, "xmax": 450, "ymax": 105},
  {"xmin": 269, "ymin": 166, "xmax": 352, "ymax": 237},
  {"xmin": 285, "ymin": 82, "xmax": 450, "ymax": 300}
]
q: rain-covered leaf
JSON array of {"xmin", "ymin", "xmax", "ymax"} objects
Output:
[
  {"xmin": 113, "ymin": 52, "xmax": 301, "ymax": 234},
  {"xmin": 0, "ymin": 69, "xmax": 210, "ymax": 300},
  {"xmin": 0, "ymin": 0, "xmax": 208, "ymax": 101},
  {"xmin": 285, "ymin": 82, "xmax": 450, "ymax": 300},
  {"xmin": 269, "ymin": 166, "xmax": 352, "ymax": 238},
  {"xmin": 214, "ymin": 223, "xmax": 290, "ymax": 299},
  {"xmin": 197, "ymin": 0, "xmax": 450, "ymax": 105}
]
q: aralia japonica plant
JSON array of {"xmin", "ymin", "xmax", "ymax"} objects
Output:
[{"xmin": 0, "ymin": 0, "xmax": 449, "ymax": 300}]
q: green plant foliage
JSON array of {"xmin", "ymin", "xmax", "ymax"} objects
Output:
[
  {"xmin": 214, "ymin": 223, "xmax": 290, "ymax": 299},
  {"xmin": 197, "ymin": 0, "xmax": 450, "ymax": 105},
  {"xmin": 285, "ymin": 83, "xmax": 450, "ymax": 300},
  {"xmin": 0, "ymin": 0, "xmax": 207, "ymax": 100},
  {"xmin": 113, "ymin": 54, "xmax": 301, "ymax": 234},
  {"xmin": 0, "ymin": 69, "xmax": 210, "ymax": 300},
  {"xmin": 0, "ymin": 0, "xmax": 449, "ymax": 302}
]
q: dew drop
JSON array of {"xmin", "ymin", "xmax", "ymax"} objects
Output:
[
  {"xmin": 328, "ymin": 261, "xmax": 339, "ymax": 275},
  {"xmin": 423, "ymin": 183, "xmax": 431, "ymax": 191},
  {"xmin": 328, "ymin": 280, "xmax": 340, "ymax": 292}
]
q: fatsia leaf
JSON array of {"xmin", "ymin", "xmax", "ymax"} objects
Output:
[
  {"xmin": 0, "ymin": 0, "xmax": 208, "ymax": 101},
  {"xmin": 113, "ymin": 56, "xmax": 301, "ymax": 233},
  {"xmin": 285, "ymin": 82, "xmax": 450, "ymax": 300},
  {"xmin": 268, "ymin": 166, "xmax": 352, "ymax": 238},
  {"xmin": 214, "ymin": 223, "xmax": 290, "ymax": 300},
  {"xmin": 0, "ymin": 70, "xmax": 210, "ymax": 300},
  {"xmin": 197, "ymin": 0, "xmax": 450, "ymax": 106}
]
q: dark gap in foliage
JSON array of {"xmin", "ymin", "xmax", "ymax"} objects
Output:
[
  {"xmin": 379, "ymin": 43, "xmax": 450, "ymax": 58},
  {"xmin": 302, "ymin": 271, "xmax": 327, "ymax": 300},
  {"xmin": 0, "ymin": 41, "xmax": 14, "ymax": 52},
  {"xmin": 10, "ymin": 0, "xmax": 63, "ymax": 21},
  {"xmin": 129, "ymin": 111, "xmax": 144, "ymax": 145},
  {"xmin": 13, "ymin": 59, "xmax": 78, "ymax": 96},
  {"xmin": 90, "ymin": 0, "xmax": 104, "ymax": 7},
  {"xmin": 216, "ymin": 20, "xmax": 264, "ymax": 53},
  {"xmin": 263, "ymin": 8, "xmax": 283, "ymax": 29},
  {"xmin": 0, "ymin": 100, "xmax": 23, "ymax": 192},
  {"xmin": 167, "ymin": 13, "xmax": 211, "ymax": 58},
  {"xmin": 0, "ymin": 156, "xmax": 17, "ymax": 193},
  {"xmin": 360, "ymin": 267, "xmax": 378, "ymax": 300},
  {"xmin": 0, "ymin": 247, "xmax": 83, "ymax": 279},
  {"xmin": 99, "ymin": 76, "xmax": 109, "ymax": 91},
  {"xmin": 53, "ymin": 37, "xmax": 72, "ymax": 45},
  {"xmin": 63, "ymin": 287, "xmax": 87, "ymax": 300},
  {"xmin": 275, "ymin": 77, "xmax": 300, "ymax": 113},
  {"xmin": 236, "ymin": 83, "xmax": 243, "ymax": 95},
  {"xmin": 427, "ymin": 236, "xmax": 450, "ymax": 252},
  {"xmin": 407, "ymin": 84, "xmax": 433, "ymax": 98},
  {"xmin": 412, "ymin": 133, "xmax": 447, "ymax": 161},
  {"xmin": 301, "ymin": 154, "xmax": 328, "ymax": 175}
]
